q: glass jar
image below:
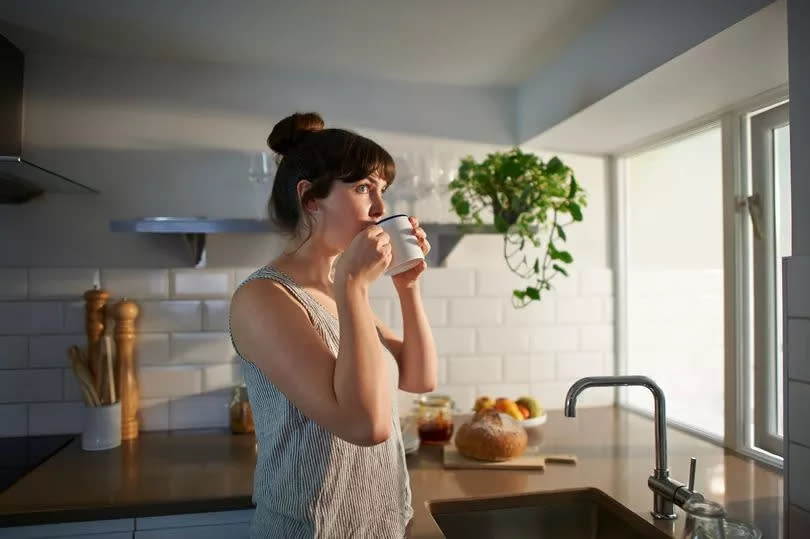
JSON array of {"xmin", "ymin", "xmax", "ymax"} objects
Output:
[
  {"xmin": 681, "ymin": 498, "xmax": 726, "ymax": 539},
  {"xmin": 229, "ymin": 384, "xmax": 254, "ymax": 434},
  {"xmin": 414, "ymin": 394, "xmax": 454, "ymax": 444}
]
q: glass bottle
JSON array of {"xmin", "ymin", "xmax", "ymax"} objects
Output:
[
  {"xmin": 414, "ymin": 394, "xmax": 455, "ymax": 444},
  {"xmin": 229, "ymin": 384, "xmax": 254, "ymax": 434}
]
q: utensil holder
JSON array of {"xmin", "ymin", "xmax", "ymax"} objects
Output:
[{"xmin": 82, "ymin": 402, "xmax": 121, "ymax": 451}]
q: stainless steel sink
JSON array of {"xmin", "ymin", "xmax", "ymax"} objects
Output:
[{"xmin": 427, "ymin": 488, "xmax": 672, "ymax": 539}]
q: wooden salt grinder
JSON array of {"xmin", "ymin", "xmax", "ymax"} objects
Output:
[
  {"xmin": 84, "ymin": 287, "xmax": 109, "ymax": 397},
  {"xmin": 114, "ymin": 298, "xmax": 140, "ymax": 440}
]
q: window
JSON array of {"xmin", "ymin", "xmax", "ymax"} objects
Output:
[
  {"xmin": 747, "ymin": 101, "xmax": 790, "ymax": 456},
  {"xmin": 620, "ymin": 126, "xmax": 725, "ymax": 439}
]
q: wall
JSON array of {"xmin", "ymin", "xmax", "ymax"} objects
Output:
[
  {"xmin": 785, "ymin": 0, "xmax": 810, "ymax": 535},
  {"xmin": 0, "ymin": 48, "xmax": 612, "ymax": 435}
]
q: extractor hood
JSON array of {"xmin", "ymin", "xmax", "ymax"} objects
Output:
[{"xmin": 0, "ymin": 34, "xmax": 98, "ymax": 204}]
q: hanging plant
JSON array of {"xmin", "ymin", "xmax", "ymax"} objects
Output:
[{"xmin": 448, "ymin": 147, "xmax": 586, "ymax": 307}]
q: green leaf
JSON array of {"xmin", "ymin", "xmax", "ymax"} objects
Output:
[
  {"xmin": 513, "ymin": 290, "xmax": 526, "ymax": 300},
  {"xmin": 567, "ymin": 176, "xmax": 579, "ymax": 199},
  {"xmin": 557, "ymin": 251, "xmax": 573, "ymax": 264},
  {"xmin": 546, "ymin": 157, "xmax": 564, "ymax": 175},
  {"xmin": 556, "ymin": 225, "xmax": 567, "ymax": 241},
  {"xmin": 569, "ymin": 202, "xmax": 583, "ymax": 221},
  {"xmin": 533, "ymin": 258, "xmax": 540, "ymax": 274},
  {"xmin": 526, "ymin": 287, "xmax": 540, "ymax": 300},
  {"xmin": 552, "ymin": 264, "xmax": 569, "ymax": 276}
]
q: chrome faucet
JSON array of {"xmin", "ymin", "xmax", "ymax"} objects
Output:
[{"xmin": 564, "ymin": 375, "xmax": 702, "ymax": 520}]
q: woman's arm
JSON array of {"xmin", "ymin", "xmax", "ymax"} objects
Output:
[{"xmin": 376, "ymin": 282, "xmax": 438, "ymax": 393}]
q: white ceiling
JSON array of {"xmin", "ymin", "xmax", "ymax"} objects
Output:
[
  {"xmin": 0, "ymin": 0, "xmax": 618, "ymax": 87},
  {"xmin": 525, "ymin": 1, "xmax": 788, "ymax": 154}
]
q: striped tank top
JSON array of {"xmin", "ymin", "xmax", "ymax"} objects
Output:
[{"xmin": 229, "ymin": 266, "xmax": 414, "ymax": 538}]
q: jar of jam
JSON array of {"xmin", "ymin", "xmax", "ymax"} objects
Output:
[
  {"xmin": 414, "ymin": 394, "xmax": 455, "ymax": 444},
  {"xmin": 229, "ymin": 384, "xmax": 254, "ymax": 434}
]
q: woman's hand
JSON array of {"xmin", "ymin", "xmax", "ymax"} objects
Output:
[
  {"xmin": 391, "ymin": 216, "xmax": 431, "ymax": 289},
  {"xmin": 334, "ymin": 225, "xmax": 392, "ymax": 288}
]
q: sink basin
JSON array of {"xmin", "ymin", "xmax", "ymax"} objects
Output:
[{"xmin": 427, "ymin": 488, "xmax": 671, "ymax": 539}]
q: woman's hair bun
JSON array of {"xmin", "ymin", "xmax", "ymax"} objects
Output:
[{"xmin": 267, "ymin": 112, "xmax": 325, "ymax": 156}]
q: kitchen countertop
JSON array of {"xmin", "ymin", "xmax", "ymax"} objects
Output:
[{"xmin": 0, "ymin": 407, "xmax": 784, "ymax": 537}]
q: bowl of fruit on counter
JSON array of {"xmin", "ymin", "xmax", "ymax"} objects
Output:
[{"xmin": 472, "ymin": 396, "xmax": 546, "ymax": 429}]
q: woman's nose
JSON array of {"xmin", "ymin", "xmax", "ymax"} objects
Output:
[{"xmin": 370, "ymin": 194, "xmax": 386, "ymax": 219}]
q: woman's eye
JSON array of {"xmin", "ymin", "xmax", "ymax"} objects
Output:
[{"xmin": 356, "ymin": 184, "xmax": 370, "ymax": 193}]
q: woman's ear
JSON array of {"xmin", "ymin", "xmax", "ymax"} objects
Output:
[{"xmin": 296, "ymin": 180, "xmax": 318, "ymax": 213}]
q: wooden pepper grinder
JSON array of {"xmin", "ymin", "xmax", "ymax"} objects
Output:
[
  {"xmin": 114, "ymin": 298, "xmax": 140, "ymax": 441},
  {"xmin": 84, "ymin": 287, "xmax": 109, "ymax": 397}
]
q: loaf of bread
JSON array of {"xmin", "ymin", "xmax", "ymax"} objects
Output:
[{"xmin": 454, "ymin": 408, "xmax": 528, "ymax": 461}]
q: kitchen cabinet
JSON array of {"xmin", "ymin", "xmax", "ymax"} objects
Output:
[
  {"xmin": 0, "ymin": 518, "xmax": 134, "ymax": 538},
  {"xmin": 133, "ymin": 509, "xmax": 253, "ymax": 539}
]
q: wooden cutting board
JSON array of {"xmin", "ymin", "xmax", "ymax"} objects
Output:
[{"xmin": 443, "ymin": 444, "xmax": 577, "ymax": 471}]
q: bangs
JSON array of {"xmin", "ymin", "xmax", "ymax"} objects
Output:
[{"xmin": 329, "ymin": 130, "xmax": 396, "ymax": 187}]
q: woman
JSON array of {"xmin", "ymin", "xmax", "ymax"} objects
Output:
[{"xmin": 229, "ymin": 112, "xmax": 438, "ymax": 538}]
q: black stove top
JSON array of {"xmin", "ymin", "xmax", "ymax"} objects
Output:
[{"xmin": 0, "ymin": 435, "xmax": 76, "ymax": 493}]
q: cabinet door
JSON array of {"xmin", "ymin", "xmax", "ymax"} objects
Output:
[{"xmin": 0, "ymin": 518, "xmax": 135, "ymax": 539}]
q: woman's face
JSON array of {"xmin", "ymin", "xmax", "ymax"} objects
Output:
[{"xmin": 311, "ymin": 175, "xmax": 388, "ymax": 251}]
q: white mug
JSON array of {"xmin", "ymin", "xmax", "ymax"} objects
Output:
[
  {"xmin": 82, "ymin": 402, "xmax": 121, "ymax": 451},
  {"xmin": 377, "ymin": 214, "xmax": 425, "ymax": 276}
]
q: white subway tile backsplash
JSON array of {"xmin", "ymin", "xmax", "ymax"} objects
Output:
[
  {"xmin": 579, "ymin": 325, "xmax": 614, "ymax": 352},
  {"xmin": 422, "ymin": 269, "xmax": 475, "ymax": 297},
  {"xmin": 449, "ymin": 299, "xmax": 502, "ymax": 326},
  {"xmin": 477, "ymin": 328, "xmax": 529, "ymax": 354},
  {"xmin": 786, "ymin": 257, "xmax": 810, "ymax": 318},
  {"xmin": 28, "ymin": 402, "xmax": 85, "ymax": 435},
  {"xmin": 788, "ymin": 319, "xmax": 810, "ymax": 383},
  {"xmin": 530, "ymin": 381, "xmax": 577, "ymax": 411},
  {"xmin": 0, "ymin": 302, "xmax": 63, "ymax": 335},
  {"xmin": 203, "ymin": 300, "xmax": 231, "ymax": 332},
  {"xmin": 789, "ymin": 381, "xmax": 810, "ymax": 447},
  {"xmin": 171, "ymin": 333, "xmax": 235, "ymax": 365},
  {"xmin": 63, "ymin": 368, "xmax": 85, "ymax": 402},
  {"xmin": 503, "ymin": 355, "xmax": 530, "ymax": 383},
  {"xmin": 531, "ymin": 327, "xmax": 578, "ymax": 352},
  {"xmin": 557, "ymin": 352, "xmax": 607, "ymax": 380},
  {"xmin": 0, "ymin": 269, "xmax": 27, "ymax": 299},
  {"xmin": 0, "ymin": 404, "xmax": 27, "ymax": 437},
  {"xmin": 139, "ymin": 366, "xmax": 202, "ymax": 398},
  {"xmin": 202, "ymin": 363, "xmax": 243, "ymax": 391},
  {"xmin": 28, "ymin": 268, "xmax": 100, "ymax": 298},
  {"xmin": 171, "ymin": 269, "xmax": 233, "ymax": 298},
  {"xmin": 790, "ymin": 442, "xmax": 810, "ymax": 512},
  {"xmin": 529, "ymin": 354, "xmax": 556, "ymax": 381},
  {"xmin": 28, "ymin": 334, "xmax": 84, "ymax": 368},
  {"xmin": 422, "ymin": 298, "xmax": 448, "ymax": 326},
  {"xmin": 502, "ymin": 299, "xmax": 555, "ymax": 327},
  {"xmin": 100, "ymin": 269, "xmax": 169, "ymax": 298},
  {"xmin": 579, "ymin": 269, "xmax": 613, "ymax": 296},
  {"xmin": 62, "ymin": 301, "xmax": 86, "ymax": 333},
  {"xmin": 476, "ymin": 269, "xmax": 523, "ymax": 297},
  {"xmin": 370, "ymin": 298, "xmax": 393, "ymax": 327},
  {"xmin": 369, "ymin": 277, "xmax": 397, "ymax": 298},
  {"xmin": 0, "ymin": 336, "xmax": 27, "ymax": 368},
  {"xmin": 432, "ymin": 328, "xmax": 476, "ymax": 355},
  {"xmin": 556, "ymin": 298, "xmax": 603, "ymax": 324},
  {"xmin": 137, "ymin": 301, "xmax": 203, "ymax": 332},
  {"xmin": 134, "ymin": 333, "xmax": 171, "ymax": 365},
  {"xmin": 603, "ymin": 297, "xmax": 614, "ymax": 322},
  {"xmin": 437, "ymin": 357, "xmax": 447, "ymax": 385},
  {"xmin": 547, "ymin": 274, "xmax": 579, "ymax": 298},
  {"xmin": 0, "ymin": 369, "xmax": 62, "ymax": 403},
  {"xmin": 169, "ymin": 394, "xmax": 229, "ymax": 430},
  {"xmin": 139, "ymin": 398, "xmax": 170, "ymax": 431},
  {"xmin": 447, "ymin": 356, "xmax": 501, "ymax": 385},
  {"xmin": 434, "ymin": 384, "xmax": 476, "ymax": 412}
]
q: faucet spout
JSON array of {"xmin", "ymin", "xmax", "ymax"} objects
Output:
[{"xmin": 564, "ymin": 375, "xmax": 667, "ymax": 471}]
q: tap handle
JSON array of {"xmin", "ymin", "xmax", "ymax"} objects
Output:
[{"xmin": 688, "ymin": 457, "xmax": 697, "ymax": 491}]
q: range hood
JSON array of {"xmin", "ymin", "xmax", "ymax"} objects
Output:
[{"xmin": 0, "ymin": 34, "xmax": 98, "ymax": 204}]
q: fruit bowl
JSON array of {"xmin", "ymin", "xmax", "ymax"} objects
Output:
[{"xmin": 519, "ymin": 412, "xmax": 547, "ymax": 429}]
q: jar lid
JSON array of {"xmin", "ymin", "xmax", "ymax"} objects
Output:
[{"xmin": 414, "ymin": 394, "xmax": 454, "ymax": 407}]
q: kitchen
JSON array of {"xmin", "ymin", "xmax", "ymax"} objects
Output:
[{"xmin": 0, "ymin": 0, "xmax": 807, "ymax": 538}]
